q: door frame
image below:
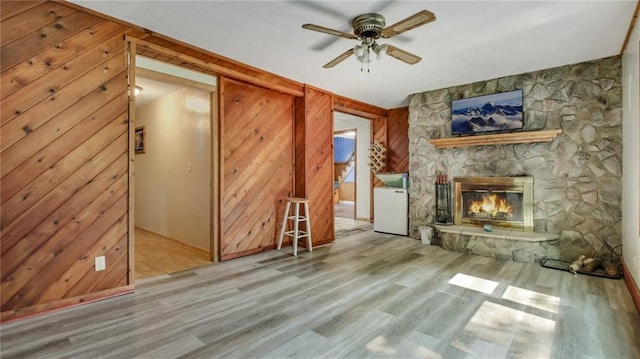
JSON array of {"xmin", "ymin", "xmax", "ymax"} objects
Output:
[{"xmin": 126, "ymin": 41, "xmax": 220, "ymax": 285}]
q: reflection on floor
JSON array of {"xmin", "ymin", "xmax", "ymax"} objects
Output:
[
  {"xmin": 335, "ymin": 200, "xmax": 355, "ymax": 219},
  {"xmin": 135, "ymin": 227, "xmax": 210, "ymax": 280}
]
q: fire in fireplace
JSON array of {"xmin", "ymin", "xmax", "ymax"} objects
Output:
[{"xmin": 454, "ymin": 177, "xmax": 533, "ymax": 232}]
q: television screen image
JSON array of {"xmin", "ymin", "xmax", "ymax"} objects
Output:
[{"xmin": 451, "ymin": 89, "xmax": 523, "ymax": 136}]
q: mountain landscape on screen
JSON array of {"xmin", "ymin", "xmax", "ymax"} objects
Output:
[{"xmin": 451, "ymin": 90, "xmax": 523, "ymax": 135}]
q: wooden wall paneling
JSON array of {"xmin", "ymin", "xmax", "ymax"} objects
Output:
[
  {"xmin": 67, "ymin": 232, "xmax": 128, "ymax": 298},
  {"xmin": 300, "ymin": 86, "xmax": 334, "ymax": 245},
  {"xmin": 0, "ymin": 73, "xmax": 127, "ymax": 177},
  {"xmin": 3, "ymin": 194, "xmax": 129, "ymax": 310},
  {"xmin": 35, "ymin": 202, "xmax": 128, "ymax": 303},
  {"xmin": 1, "ymin": 155, "xmax": 128, "ymax": 311},
  {"xmin": 220, "ymin": 79, "xmax": 294, "ymax": 260},
  {"xmin": 0, "ymin": 1, "xmax": 131, "ymax": 321},
  {"xmin": 0, "ymin": 2, "xmax": 75, "ymax": 47},
  {"xmin": 1, "ymin": 113, "xmax": 128, "ymax": 228},
  {"xmin": 1, "ymin": 20, "xmax": 125, "ymax": 100},
  {"xmin": 1, "ymin": 95, "xmax": 127, "ymax": 202},
  {"xmin": 223, "ymin": 124, "xmax": 292, "ymax": 214},
  {"xmin": 1, "ymin": 53, "xmax": 126, "ymax": 150},
  {"xmin": 0, "ymin": 1, "xmax": 44, "ymax": 21},
  {"xmin": 0, "ymin": 119, "xmax": 127, "ymax": 249},
  {"xmin": 1, "ymin": 153, "xmax": 128, "ymax": 275},
  {"xmin": 386, "ymin": 107, "xmax": 409, "ymax": 173},
  {"xmin": 294, "ymin": 97, "xmax": 306, "ymax": 198},
  {"xmin": 1, "ymin": 32, "xmax": 126, "ymax": 125},
  {"xmin": 0, "ymin": 140, "xmax": 128, "ymax": 307},
  {"xmin": 1, "ymin": 10, "xmax": 102, "ymax": 70}
]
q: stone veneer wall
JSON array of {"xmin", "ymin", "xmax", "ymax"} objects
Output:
[{"xmin": 408, "ymin": 56, "xmax": 622, "ymax": 262}]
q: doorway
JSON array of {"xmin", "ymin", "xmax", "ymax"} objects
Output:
[
  {"xmin": 132, "ymin": 56, "xmax": 218, "ymax": 280},
  {"xmin": 334, "ymin": 130, "xmax": 356, "ymax": 219},
  {"xmin": 334, "ymin": 113, "xmax": 372, "ymax": 235}
]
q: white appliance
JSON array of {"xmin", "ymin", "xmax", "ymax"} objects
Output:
[{"xmin": 373, "ymin": 173, "xmax": 409, "ymax": 235}]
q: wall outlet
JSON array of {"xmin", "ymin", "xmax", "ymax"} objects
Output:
[{"xmin": 95, "ymin": 256, "xmax": 106, "ymax": 271}]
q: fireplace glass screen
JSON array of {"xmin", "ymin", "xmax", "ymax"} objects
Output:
[
  {"xmin": 454, "ymin": 176, "xmax": 534, "ymax": 231},
  {"xmin": 461, "ymin": 190, "xmax": 524, "ymax": 223}
]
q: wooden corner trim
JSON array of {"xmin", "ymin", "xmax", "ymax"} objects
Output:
[{"xmin": 622, "ymin": 258, "xmax": 640, "ymax": 314}]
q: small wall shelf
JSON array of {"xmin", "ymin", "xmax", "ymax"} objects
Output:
[{"xmin": 428, "ymin": 129, "xmax": 563, "ymax": 149}]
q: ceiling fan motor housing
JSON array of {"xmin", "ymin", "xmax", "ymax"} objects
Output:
[{"xmin": 352, "ymin": 13, "xmax": 385, "ymax": 39}]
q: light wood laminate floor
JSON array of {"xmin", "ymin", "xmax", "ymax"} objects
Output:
[
  {"xmin": 135, "ymin": 227, "xmax": 211, "ymax": 280},
  {"xmin": 1, "ymin": 230, "xmax": 638, "ymax": 358}
]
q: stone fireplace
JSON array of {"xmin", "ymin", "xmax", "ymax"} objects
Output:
[
  {"xmin": 407, "ymin": 57, "xmax": 622, "ymax": 263},
  {"xmin": 454, "ymin": 177, "xmax": 533, "ymax": 232}
]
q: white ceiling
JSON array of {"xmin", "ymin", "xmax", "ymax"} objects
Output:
[
  {"xmin": 72, "ymin": 1, "xmax": 636, "ymax": 109},
  {"xmin": 135, "ymin": 77, "xmax": 183, "ymax": 107}
]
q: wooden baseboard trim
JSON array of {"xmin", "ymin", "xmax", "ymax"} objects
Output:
[
  {"xmin": 622, "ymin": 258, "xmax": 640, "ymax": 314},
  {"xmin": 1, "ymin": 285, "xmax": 134, "ymax": 323}
]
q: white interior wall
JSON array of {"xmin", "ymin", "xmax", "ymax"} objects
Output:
[
  {"xmin": 622, "ymin": 16, "xmax": 640, "ymax": 290},
  {"xmin": 135, "ymin": 87, "xmax": 212, "ymax": 250},
  {"xmin": 335, "ymin": 114, "xmax": 371, "ymax": 220}
]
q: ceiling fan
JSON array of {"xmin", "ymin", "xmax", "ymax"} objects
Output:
[{"xmin": 302, "ymin": 10, "xmax": 436, "ymax": 70}]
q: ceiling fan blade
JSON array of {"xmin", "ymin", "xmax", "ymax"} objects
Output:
[
  {"xmin": 302, "ymin": 24, "xmax": 357, "ymax": 40},
  {"xmin": 381, "ymin": 10, "xmax": 436, "ymax": 38},
  {"xmin": 323, "ymin": 48, "xmax": 355, "ymax": 68},
  {"xmin": 385, "ymin": 45, "xmax": 422, "ymax": 65}
]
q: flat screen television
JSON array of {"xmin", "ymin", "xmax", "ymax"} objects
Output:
[{"xmin": 451, "ymin": 89, "xmax": 523, "ymax": 136}]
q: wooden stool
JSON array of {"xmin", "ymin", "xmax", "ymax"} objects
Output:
[{"xmin": 277, "ymin": 197, "xmax": 312, "ymax": 256}]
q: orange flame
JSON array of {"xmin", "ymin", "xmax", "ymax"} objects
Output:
[{"xmin": 468, "ymin": 193, "xmax": 513, "ymax": 217}]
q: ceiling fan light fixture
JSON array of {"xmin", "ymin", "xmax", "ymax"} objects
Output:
[
  {"xmin": 302, "ymin": 10, "xmax": 434, "ymax": 70},
  {"xmin": 373, "ymin": 43, "xmax": 387, "ymax": 60},
  {"xmin": 359, "ymin": 51, "xmax": 371, "ymax": 64}
]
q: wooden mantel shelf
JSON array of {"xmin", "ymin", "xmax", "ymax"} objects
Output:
[{"xmin": 428, "ymin": 129, "xmax": 563, "ymax": 149}]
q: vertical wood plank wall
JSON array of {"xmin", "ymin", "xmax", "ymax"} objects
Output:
[
  {"xmin": 297, "ymin": 86, "xmax": 334, "ymax": 245},
  {"xmin": 386, "ymin": 107, "xmax": 409, "ymax": 173},
  {"xmin": 220, "ymin": 78, "xmax": 294, "ymax": 260},
  {"xmin": 0, "ymin": 1, "xmax": 133, "ymax": 320}
]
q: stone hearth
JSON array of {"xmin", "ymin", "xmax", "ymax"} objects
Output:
[{"xmin": 435, "ymin": 225, "xmax": 559, "ymax": 262}]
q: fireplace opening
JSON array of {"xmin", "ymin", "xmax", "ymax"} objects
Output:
[
  {"xmin": 454, "ymin": 177, "xmax": 533, "ymax": 232},
  {"xmin": 463, "ymin": 190, "xmax": 523, "ymax": 222}
]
